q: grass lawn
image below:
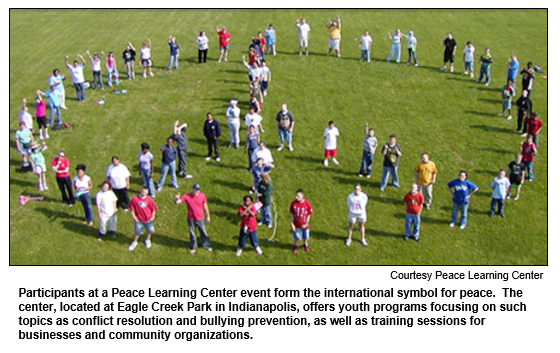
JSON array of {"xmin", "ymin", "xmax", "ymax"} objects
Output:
[{"xmin": 9, "ymin": 9, "xmax": 547, "ymax": 265}]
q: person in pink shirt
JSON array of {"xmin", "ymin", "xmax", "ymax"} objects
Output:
[
  {"xmin": 174, "ymin": 183, "xmax": 212, "ymax": 254},
  {"xmin": 34, "ymin": 91, "xmax": 48, "ymax": 140},
  {"xmin": 105, "ymin": 51, "xmax": 118, "ymax": 87},
  {"xmin": 51, "ymin": 149, "xmax": 75, "ymax": 206},
  {"xmin": 215, "ymin": 26, "xmax": 231, "ymax": 63}
]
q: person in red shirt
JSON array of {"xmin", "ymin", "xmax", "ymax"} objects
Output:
[
  {"xmin": 290, "ymin": 189, "xmax": 314, "ymax": 254},
  {"xmin": 215, "ymin": 26, "xmax": 231, "ymax": 63},
  {"xmin": 524, "ymin": 112, "xmax": 543, "ymax": 147},
  {"xmin": 174, "ymin": 183, "xmax": 212, "ymax": 254},
  {"xmin": 403, "ymin": 183, "xmax": 424, "ymax": 242},
  {"xmin": 236, "ymin": 195, "xmax": 262, "ymax": 257},
  {"xmin": 127, "ymin": 187, "xmax": 157, "ymax": 251},
  {"xmin": 520, "ymin": 135, "xmax": 538, "ymax": 182},
  {"xmin": 51, "ymin": 150, "xmax": 75, "ymax": 206}
]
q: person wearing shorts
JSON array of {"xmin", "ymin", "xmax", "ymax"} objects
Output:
[
  {"xmin": 29, "ymin": 142, "xmax": 48, "ymax": 191},
  {"xmin": 323, "ymin": 120, "xmax": 340, "ymax": 167},
  {"xmin": 326, "ymin": 14, "xmax": 341, "ymax": 57},
  {"xmin": 128, "ymin": 187, "xmax": 157, "ymax": 251},
  {"xmin": 290, "ymin": 189, "xmax": 314, "ymax": 254},
  {"xmin": 507, "ymin": 153, "xmax": 526, "ymax": 201},
  {"xmin": 345, "ymin": 184, "xmax": 368, "ymax": 247},
  {"xmin": 216, "ymin": 26, "xmax": 231, "ymax": 63},
  {"xmin": 140, "ymin": 38, "xmax": 153, "ymax": 78}
]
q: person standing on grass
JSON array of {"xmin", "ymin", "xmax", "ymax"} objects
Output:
[
  {"xmin": 387, "ymin": 29, "xmax": 403, "ymax": 63},
  {"xmin": 74, "ymin": 164, "xmax": 94, "ymax": 227},
  {"xmin": 507, "ymin": 153, "xmax": 526, "ymax": 201},
  {"xmin": 520, "ymin": 134, "xmax": 537, "ymax": 182},
  {"xmin": 106, "ymin": 156, "xmax": 131, "ymax": 211},
  {"xmin": 172, "ymin": 120, "xmax": 192, "ymax": 179},
  {"xmin": 296, "ymin": 18, "xmax": 310, "ymax": 56},
  {"xmin": 236, "ymin": 195, "xmax": 263, "ymax": 257},
  {"xmin": 358, "ymin": 122, "xmax": 377, "ymax": 178},
  {"xmin": 440, "ymin": 32, "xmax": 457, "ymax": 72},
  {"xmin": 525, "ymin": 112, "xmax": 543, "ymax": 147},
  {"xmin": 264, "ymin": 24, "xmax": 276, "ymax": 56},
  {"xmin": 403, "ymin": 183, "xmax": 424, "ymax": 242},
  {"xmin": 38, "ymin": 87, "xmax": 62, "ymax": 126},
  {"xmin": 48, "ymin": 69, "xmax": 67, "ymax": 110},
  {"xmin": 167, "ymin": 35, "xmax": 180, "ymax": 71},
  {"xmin": 15, "ymin": 122, "xmax": 33, "ymax": 169},
  {"xmin": 122, "ymin": 42, "xmax": 136, "ymax": 80},
  {"xmin": 52, "ymin": 149, "xmax": 75, "ymax": 207},
  {"xmin": 203, "ymin": 112, "xmax": 221, "ymax": 162},
  {"xmin": 326, "ymin": 14, "xmax": 342, "ymax": 57},
  {"xmin": 447, "ymin": 170, "xmax": 478, "ymax": 230},
  {"xmin": 260, "ymin": 61, "xmax": 272, "ymax": 97},
  {"xmin": 196, "ymin": 31, "xmax": 209, "ymax": 63},
  {"xmin": 276, "ymin": 103, "xmax": 295, "ymax": 152},
  {"xmin": 251, "ymin": 141, "xmax": 275, "ymax": 168},
  {"xmin": 35, "ymin": 92, "xmax": 48, "ymax": 140},
  {"xmin": 96, "ymin": 181, "xmax": 118, "ymax": 240},
  {"xmin": 138, "ymin": 142, "xmax": 156, "ymax": 198},
  {"xmin": 105, "ymin": 51, "xmax": 118, "ymax": 87},
  {"xmin": 516, "ymin": 90, "xmax": 532, "ymax": 135},
  {"xmin": 86, "ymin": 50, "xmax": 103, "ymax": 90},
  {"xmin": 462, "ymin": 41, "xmax": 476, "ymax": 78},
  {"xmin": 404, "ymin": 30, "xmax": 418, "ymax": 66},
  {"xmin": 414, "ymin": 153, "xmax": 437, "ymax": 210},
  {"xmin": 250, "ymin": 157, "xmax": 273, "ymax": 194},
  {"xmin": 379, "ymin": 135, "xmax": 402, "ymax": 192},
  {"xmin": 500, "ymin": 79, "xmax": 515, "ymax": 120},
  {"xmin": 257, "ymin": 172, "xmax": 274, "ymax": 228},
  {"xmin": 226, "ymin": 100, "xmax": 241, "ymax": 149},
  {"xmin": 245, "ymin": 125, "xmax": 260, "ymax": 169},
  {"xmin": 290, "ymin": 189, "xmax": 314, "ymax": 254},
  {"xmin": 244, "ymin": 107, "xmax": 263, "ymax": 134},
  {"xmin": 360, "ymin": 30, "xmax": 373, "ymax": 62},
  {"xmin": 323, "ymin": 120, "xmax": 340, "ymax": 167},
  {"xmin": 520, "ymin": 62, "xmax": 535, "ymax": 97},
  {"xmin": 65, "ymin": 54, "xmax": 87, "ymax": 102},
  {"xmin": 216, "ymin": 26, "xmax": 231, "ymax": 63},
  {"xmin": 345, "ymin": 184, "xmax": 369, "ymax": 247},
  {"xmin": 174, "ymin": 183, "xmax": 213, "ymax": 254},
  {"xmin": 157, "ymin": 137, "xmax": 180, "ymax": 192},
  {"xmin": 507, "ymin": 55, "xmax": 519, "ymax": 88},
  {"xmin": 140, "ymin": 38, "xmax": 154, "ymax": 78},
  {"xmin": 476, "ymin": 47, "xmax": 493, "ymax": 86},
  {"xmin": 19, "ymin": 99, "xmax": 33, "ymax": 132},
  {"xmin": 29, "ymin": 142, "xmax": 48, "ymax": 191},
  {"xmin": 127, "ymin": 186, "xmax": 157, "ymax": 252},
  {"xmin": 489, "ymin": 169, "xmax": 511, "ymax": 218}
]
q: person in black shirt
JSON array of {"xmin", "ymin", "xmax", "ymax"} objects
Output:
[
  {"xmin": 379, "ymin": 135, "xmax": 402, "ymax": 192},
  {"xmin": 203, "ymin": 113, "xmax": 222, "ymax": 162},
  {"xmin": 520, "ymin": 62, "xmax": 535, "ymax": 97},
  {"xmin": 122, "ymin": 42, "xmax": 136, "ymax": 80},
  {"xmin": 440, "ymin": 32, "xmax": 457, "ymax": 72},
  {"xmin": 507, "ymin": 153, "xmax": 526, "ymax": 201},
  {"xmin": 516, "ymin": 90, "xmax": 532, "ymax": 135}
]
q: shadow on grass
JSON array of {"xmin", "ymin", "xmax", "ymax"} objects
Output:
[
  {"xmin": 393, "ymin": 213, "xmax": 450, "ymax": 225},
  {"xmin": 366, "ymin": 228, "xmax": 402, "ymax": 239},
  {"xmin": 480, "ymin": 147, "xmax": 512, "ymax": 155},
  {"xmin": 470, "ymin": 125, "xmax": 516, "ymax": 134},
  {"xmin": 478, "ymin": 98, "xmax": 502, "ymax": 104},
  {"xmin": 370, "ymin": 195, "xmax": 402, "ymax": 205},
  {"xmin": 464, "ymin": 110, "xmax": 498, "ymax": 117},
  {"xmin": 216, "ymin": 79, "xmax": 246, "ymax": 85},
  {"xmin": 9, "ymin": 178, "xmax": 36, "ymax": 187},
  {"xmin": 207, "ymin": 196, "xmax": 240, "ymax": 209},
  {"xmin": 219, "ymin": 69, "xmax": 245, "ymax": 74},
  {"xmin": 212, "ymin": 210, "xmax": 239, "ymax": 225},
  {"xmin": 284, "ymin": 154, "xmax": 324, "ymax": 166},
  {"xmin": 37, "ymin": 207, "xmax": 84, "ymax": 221},
  {"xmin": 214, "ymin": 179, "xmax": 250, "ymax": 192},
  {"xmin": 469, "ymin": 86, "xmax": 501, "ymax": 92},
  {"xmin": 474, "ymin": 169, "xmax": 499, "ymax": 176},
  {"xmin": 313, "ymin": 230, "xmax": 342, "ymax": 241}
]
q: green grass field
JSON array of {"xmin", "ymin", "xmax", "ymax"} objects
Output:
[{"xmin": 9, "ymin": 9, "xmax": 547, "ymax": 265}]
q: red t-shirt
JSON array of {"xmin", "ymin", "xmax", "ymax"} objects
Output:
[
  {"xmin": 248, "ymin": 53, "xmax": 259, "ymax": 66},
  {"xmin": 51, "ymin": 157, "xmax": 70, "ymax": 178},
  {"xmin": 524, "ymin": 118, "xmax": 543, "ymax": 135},
  {"xmin": 238, "ymin": 205, "xmax": 257, "ymax": 232},
  {"xmin": 129, "ymin": 195, "xmax": 157, "ymax": 223},
  {"xmin": 404, "ymin": 192, "xmax": 424, "ymax": 215},
  {"xmin": 290, "ymin": 199, "xmax": 314, "ymax": 229},
  {"xmin": 521, "ymin": 142, "xmax": 537, "ymax": 162},
  {"xmin": 180, "ymin": 192, "xmax": 207, "ymax": 221},
  {"xmin": 218, "ymin": 31, "xmax": 231, "ymax": 47},
  {"xmin": 259, "ymin": 37, "xmax": 265, "ymax": 50}
]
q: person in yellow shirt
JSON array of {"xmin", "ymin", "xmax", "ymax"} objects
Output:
[
  {"xmin": 326, "ymin": 14, "xmax": 341, "ymax": 57},
  {"xmin": 414, "ymin": 153, "xmax": 437, "ymax": 210}
]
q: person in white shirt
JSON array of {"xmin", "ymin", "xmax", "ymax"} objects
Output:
[
  {"xmin": 404, "ymin": 30, "xmax": 418, "ymax": 66},
  {"xmin": 226, "ymin": 100, "xmax": 241, "ymax": 149},
  {"xmin": 65, "ymin": 54, "xmax": 87, "ymax": 102},
  {"xmin": 360, "ymin": 30, "xmax": 373, "ymax": 62},
  {"xmin": 196, "ymin": 31, "xmax": 209, "ymax": 63},
  {"xmin": 242, "ymin": 55, "xmax": 263, "ymax": 84},
  {"xmin": 463, "ymin": 41, "xmax": 476, "ymax": 78},
  {"xmin": 74, "ymin": 164, "xmax": 93, "ymax": 226},
  {"xmin": 244, "ymin": 107, "xmax": 264, "ymax": 133},
  {"xmin": 86, "ymin": 50, "xmax": 104, "ymax": 90},
  {"xmin": 323, "ymin": 120, "xmax": 340, "ymax": 167},
  {"xmin": 138, "ymin": 142, "xmax": 156, "ymax": 197},
  {"xmin": 260, "ymin": 61, "xmax": 272, "ymax": 97},
  {"xmin": 251, "ymin": 141, "xmax": 274, "ymax": 167},
  {"xmin": 96, "ymin": 181, "xmax": 118, "ymax": 239},
  {"xmin": 346, "ymin": 184, "xmax": 369, "ymax": 247},
  {"xmin": 387, "ymin": 29, "xmax": 403, "ymax": 63},
  {"xmin": 106, "ymin": 156, "xmax": 131, "ymax": 211},
  {"xmin": 295, "ymin": 18, "xmax": 311, "ymax": 56},
  {"xmin": 140, "ymin": 38, "xmax": 153, "ymax": 78},
  {"xmin": 19, "ymin": 99, "xmax": 33, "ymax": 132}
]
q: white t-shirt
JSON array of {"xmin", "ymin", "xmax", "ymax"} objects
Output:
[
  {"xmin": 463, "ymin": 45, "xmax": 476, "ymax": 62},
  {"xmin": 96, "ymin": 190, "xmax": 118, "ymax": 217},
  {"xmin": 392, "ymin": 33, "xmax": 402, "ymax": 44},
  {"xmin": 91, "ymin": 58, "xmax": 101, "ymax": 72},
  {"xmin": 106, "ymin": 163, "xmax": 131, "ymax": 189},
  {"xmin": 226, "ymin": 106, "xmax": 241, "ymax": 119},
  {"xmin": 360, "ymin": 35, "xmax": 373, "ymax": 49},
  {"xmin": 347, "ymin": 192, "xmax": 368, "ymax": 216},
  {"xmin": 405, "ymin": 35, "xmax": 417, "ymax": 49},
  {"xmin": 67, "ymin": 64, "xmax": 85, "ymax": 83},
  {"xmin": 196, "ymin": 35, "xmax": 209, "ymax": 50},
  {"xmin": 19, "ymin": 110, "xmax": 33, "ymax": 130},
  {"xmin": 297, "ymin": 23, "xmax": 310, "ymax": 39},
  {"xmin": 252, "ymin": 148, "xmax": 274, "ymax": 165},
  {"xmin": 138, "ymin": 152, "xmax": 154, "ymax": 170},
  {"xmin": 323, "ymin": 127, "xmax": 340, "ymax": 150},
  {"xmin": 140, "ymin": 47, "xmax": 151, "ymax": 60},
  {"xmin": 74, "ymin": 175, "xmax": 91, "ymax": 195},
  {"xmin": 261, "ymin": 66, "xmax": 271, "ymax": 82},
  {"xmin": 245, "ymin": 113, "xmax": 263, "ymax": 128}
]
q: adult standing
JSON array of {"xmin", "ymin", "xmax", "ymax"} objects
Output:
[
  {"xmin": 196, "ymin": 31, "xmax": 209, "ymax": 64},
  {"xmin": 157, "ymin": 137, "xmax": 180, "ymax": 192},
  {"xmin": 488, "ymin": 170, "xmax": 511, "ymax": 218},
  {"xmin": 203, "ymin": 112, "xmax": 221, "ymax": 162},
  {"xmin": 290, "ymin": 189, "xmax": 314, "ymax": 254},
  {"xmin": 520, "ymin": 62, "xmax": 535, "ymax": 97},
  {"xmin": 106, "ymin": 156, "xmax": 131, "ymax": 211},
  {"xmin": 167, "ymin": 35, "xmax": 180, "ymax": 71},
  {"xmin": 96, "ymin": 181, "xmax": 118, "ymax": 239},
  {"xmin": 226, "ymin": 100, "xmax": 241, "ymax": 149},
  {"xmin": 507, "ymin": 55, "xmax": 519, "ymax": 88},
  {"xmin": 326, "ymin": 14, "xmax": 342, "ymax": 57},
  {"xmin": 276, "ymin": 103, "xmax": 295, "ymax": 152},
  {"xmin": 476, "ymin": 47, "xmax": 493, "ymax": 86},
  {"xmin": 215, "ymin": 26, "xmax": 231, "ymax": 63},
  {"xmin": 34, "ymin": 91, "xmax": 48, "ymax": 140},
  {"xmin": 14, "ymin": 122, "xmax": 33, "ymax": 169},
  {"xmin": 174, "ymin": 184, "xmax": 213, "ymax": 254},
  {"xmin": 525, "ymin": 112, "xmax": 543, "ymax": 147},
  {"xmin": 520, "ymin": 135, "xmax": 537, "ymax": 182},
  {"xmin": 441, "ymin": 32, "xmax": 457, "ymax": 72},
  {"xmin": 251, "ymin": 141, "xmax": 275, "ymax": 167},
  {"xmin": 122, "ymin": 42, "xmax": 136, "ymax": 80},
  {"xmin": 462, "ymin": 41, "xmax": 476, "ymax": 78},
  {"xmin": 250, "ymin": 158, "xmax": 273, "ymax": 194},
  {"xmin": 358, "ymin": 122, "xmax": 377, "ymax": 178},
  {"xmin": 38, "ymin": 87, "xmax": 62, "ymax": 126},
  {"xmin": 128, "ymin": 187, "xmax": 157, "ymax": 251},
  {"xmin": 414, "ymin": 153, "xmax": 437, "ymax": 210},
  {"xmin": 403, "ymin": 183, "xmax": 424, "ymax": 242},
  {"xmin": 245, "ymin": 125, "xmax": 260, "ymax": 169},
  {"xmin": 260, "ymin": 61, "xmax": 272, "ymax": 97},
  {"xmin": 138, "ymin": 142, "xmax": 156, "ymax": 198},
  {"xmin": 516, "ymin": 90, "xmax": 532, "ymax": 135},
  {"xmin": 74, "ymin": 164, "xmax": 93, "ymax": 227},
  {"xmin": 404, "ymin": 30, "xmax": 418, "ymax": 66},
  {"xmin": 295, "ymin": 18, "xmax": 311, "ymax": 56},
  {"xmin": 52, "ymin": 149, "xmax": 75, "ymax": 207},
  {"xmin": 172, "ymin": 120, "xmax": 192, "ymax": 179},
  {"xmin": 447, "ymin": 171, "xmax": 479, "ymax": 230},
  {"xmin": 264, "ymin": 24, "xmax": 276, "ymax": 56},
  {"xmin": 140, "ymin": 38, "xmax": 154, "ymax": 78},
  {"xmin": 86, "ymin": 50, "xmax": 103, "ymax": 90},
  {"xmin": 48, "ymin": 69, "xmax": 67, "ymax": 109},
  {"xmin": 387, "ymin": 29, "xmax": 403, "ymax": 63},
  {"xmin": 257, "ymin": 172, "xmax": 274, "ymax": 228},
  {"xmin": 65, "ymin": 54, "xmax": 87, "ymax": 102},
  {"xmin": 236, "ymin": 195, "xmax": 263, "ymax": 256},
  {"xmin": 360, "ymin": 30, "xmax": 373, "ymax": 62},
  {"xmin": 379, "ymin": 135, "xmax": 402, "ymax": 192},
  {"xmin": 345, "ymin": 184, "xmax": 369, "ymax": 247}
]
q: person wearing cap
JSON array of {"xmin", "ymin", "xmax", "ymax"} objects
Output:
[
  {"xmin": 138, "ymin": 142, "xmax": 156, "ymax": 197},
  {"xmin": 172, "ymin": 120, "xmax": 192, "ymax": 179},
  {"xmin": 29, "ymin": 142, "xmax": 48, "ymax": 191},
  {"xmin": 106, "ymin": 156, "xmax": 131, "ymax": 211},
  {"xmin": 226, "ymin": 100, "xmax": 241, "ymax": 149},
  {"xmin": 216, "ymin": 26, "xmax": 231, "ymax": 63},
  {"xmin": 74, "ymin": 164, "xmax": 93, "ymax": 226},
  {"xmin": 326, "ymin": 14, "xmax": 342, "ymax": 57},
  {"xmin": 128, "ymin": 186, "xmax": 158, "ymax": 251},
  {"xmin": 175, "ymin": 184, "xmax": 213, "ymax": 254},
  {"xmin": 387, "ymin": 29, "xmax": 403, "ymax": 63},
  {"xmin": 404, "ymin": 30, "xmax": 418, "ymax": 66},
  {"xmin": 52, "ymin": 150, "xmax": 75, "ymax": 207},
  {"xmin": 203, "ymin": 112, "xmax": 222, "ymax": 162}
]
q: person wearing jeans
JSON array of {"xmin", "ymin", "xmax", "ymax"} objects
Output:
[
  {"xmin": 122, "ymin": 42, "xmax": 136, "ymax": 80},
  {"xmin": 257, "ymin": 173, "xmax": 273, "ymax": 227},
  {"xmin": 520, "ymin": 135, "xmax": 537, "ymax": 181},
  {"xmin": 360, "ymin": 30, "xmax": 372, "ymax": 62},
  {"xmin": 404, "ymin": 31, "xmax": 418, "ymax": 66},
  {"xmin": 65, "ymin": 54, "xmax": 87, "ymax": 101},
  {"xmin": 167, "ymin": 35, "xmax": 180, "ymax": 70},
  {"xmin": 175, "ymin": 184, "xmax": 213, "ymax": 254},
  {"xmin": 476, "ymin": 47, "xmax": 493, "ymax": 86},
  {"xmin": 489, "ymin": 170, "xmax": 510, "ymax": 218},
  {"xmin": 138, "ymin": 143, "xmax": 156, "ymax": 197},
  {"xmin": 387, "ymin": 29, "xmax": 403, "ymax": 63},
  {"xmin": 379, "ymin": 135, "xmax": 402, "ymax": 191},
  {"xmin": 447, "ymin": 171, "xmax": 479, "ymax": 230},
  {"xmin": 358, "ymin": 122, "xmax": 377, "ymax": 178},
  {"xmin": 276, "ymin": 103, "xmax": 295, "ymax": 152},
  {"xmin": 403, "ymin": 183, "xmax": 424, "ymax": 242},
  {"xmin": 39, "ymin": 88, "xmax": 62, "ymax": 126},
  {"xmin": 86, "ymin": 50, "xmax": 103, "ymax": 90},
  {"xmin": 157, "ymin": 138, "xmax": 179, "ymax": 192},
  {"xmin": 236, "ymin": 195, "xmax": 263, "ymax": 256},
  {"xmin": 74, "ymin": 164, "xmax": 94, "ymax": 226}
]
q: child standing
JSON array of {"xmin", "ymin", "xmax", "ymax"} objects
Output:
[
  {"xmin": 489, "ymin": 170, "xmax": 511, "ymax": 218},
  {"xmin": 105, "ymin": 51, "xmax": 118, "ymax": 86},
  {"xmin": 500, "ymin": 79, "xmax": 515, "ymax": 120},
  {"xmin": 403, "ymin": 183, "xmax": 424, "ymax": 241},
  {"xmin": 29, "ymin": 142, "xmax": 48, "ymax": 191},
  {"xmin": 323, "ymin": 120, "xmax": 340, "ymax": 167},
  {"xmin": 86, "ymin": 50, "xmax": 104, "ymax": 90},
  {"xmin": 358, "ymin": 122, "xmax": 377, "ymax": 178},
  {"xmin": 507, "ymin": 154, "xmax": 526, "ymax": 201},
  {"xmin": 462, "ymin": 41, "xmax": 476, "ymax": 78},
  {"xmin": 290, "ymin": 189, "xmax": 314, "ymax": 254},
  {"xmin": 477, "ymin": 47, "xmax": 493, "ymax": 86},
  {"xmin": 236, "ymin": 195, "xmax": 263, "ymax": 256},
  {"xmin": 520, "ymin": 135, "xmax": 538, "ymax": 182},
  {"xmin": 34, "ymin": 91, "xmax": 48, "ymax": 140},
  {"xmin": 140, "ymin": 38, "xmax": 154, "ymax": 78},
  {"xmin": 245, "ymin": 125, "xmax": 260, "ymax": 169}
]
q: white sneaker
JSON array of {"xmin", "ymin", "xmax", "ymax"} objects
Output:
[
  {"xmin": 358, "ymin": 174, "xmax": 364, "ymax": 178},
  {"xmin": 255, "ymin": 246, "xmax": 263, "ymax": 255},
  {"xmin": 485, "ymin": 82, "xmax": 490, "ymax": 86},
  {"xmin": 142, "ymin": 73, "xmax": 147, "ymax": 78},
  {"xmin": 216, "ymin": 158, "xmax": 221, "ymax": 162},
  {"xmin": 185, "ymin": 174, "xmax": 193, "ymax": 179},
  {"xmin": 236, "ymin": 248, "xmax": 242, "ymax": 257},
  {"xmin": 38, "ymin": 184, "xmax": 43, "ymax": 191},
  {"xmin": 277, "ymin": 144, "xmax": 284, "ymax": 151},
  {"xmin": 332, "ymin": 158, "xmax": 339, "ymax": 165},
  {"xmin": 498, "ymin": 112, "xmax": 505, "ymax": 116},
  {"xmin": 145, "ymin": 239, "xmax": 152, "ymax": 249},
  {"xmin": 463, "ymin": 71, "xmax": 468, "ymax": 75},
  {"xmin": 45, "ymin": 133, "xmax": 50, "ymax": 139},
  {"xmin": 43, "ymin": 185, "xmax": 48, "ymax": 190},
  {"xmin": 205, "ymin": 157, "xmax": 211, "ymax": 161},
  {"xmin": 128, "ymin": 241, "xmax": 138, "ymax": 251},
  {"xmin": 460, "ymin": 224, "xmax": 467, "ymax": 230},
  {"xmin": 323, "ymin": 159, "xmax": 328, "ymax": 167},
  {"xmin": 366, "ymin": 175, "xmax": 371, "ymax": 179},
  {"xmin": 263, "ymin": 91, "xmax": 267, "ymax": 96},
  {"xmin": 449, "ymin": 222, "xmax": 455, "ymax": 228},
  {"xmin": 450, "ymin": 67, "xmax": 454, "ymax": 73},
  {"xmin": 156, "ymin": 187, "xmax": 162, "ymax": 193},
  {"xmin": 38, "ymin": 134, "xmax": 44, "ymax": 140},
  {"xmin": 470, "ymin": 73, "xmax": 474, "ymax": 78},
  {"xmin": 440, "ymin": 66, "xmax": 446, "ymax": 71},
  {"xmin": 149, "ymin": 72, "xmax": 154, "ymax": 77},
  {"xmin": 507, "ymin": 115, "xmax": 513, "ymax": 120},
  {"xmin": 521, "ymin": 133, "xmax": 528, "ymax": 137},
  {"xmin": 360, "ymin": 239, "xmax": 368, "ymax": 247},
  {"xmin": 345, "ymin": 238, "xmax": 351, "ymax": 247},
  {"xmin": 288, "ymin": 145, "xmax": 294, "ymax": 152}
]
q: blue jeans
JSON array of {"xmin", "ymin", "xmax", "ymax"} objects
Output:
[
  {"xmin": 77, "ymin": 192, "xmax": 94, "ymax": 223},
  {"xmin": 380, "ymin": 166, "xmax": 399, "ymax": 190},
  {"xmin": 478, "ymin": 65, "xmax": 491, "ymax": 84},
  {"xmin": 93, "ymin": 71, "xmax": 103, "ymax": 90},
  {"xmin": 134, "ymin": 221, "xmax": 155, "ymax": 235},
  {"xmin": 49, "ymin": 105, "xmax": 61, "ymax": 125},
  {"xmin": 140, "ymin": 168, "xmax": 156, "ymax": 197},
  {"xmin": 238, "ymin": 229, "xmax": 259, "ymax": 249},
  {"xmin": 359, "ymin": 150, "xmax": 374, "ymax": 176},
  {"xmin": 405, "ymin": 213, "xmax": 421, "ymax": 239},
  {"xmin": 388, "ymin": 43, "xmax": 401, "ymax": 63},
  {"xmin": 158, "ymin": 161, "xmax": 178, "ymax": 189},
  {"xmin": 278, "ymin": 129, "xmax": 292, "ymax": 144},
  {"xmin": 407, "ymin": 48, "xmax": 418, "ymax": 64},
  {"xmin": 525, "ymin": 161, "xmax": 534, "ymax": 180},
  {"xmin": 107, "ymin": 68, "xmax": 118, "ymax": 86},
  {"xmin": 74, "ymin": 82, "xmax": 85, "ymax": 101},
  {"xmin": 168, "ymin": 54, "xmax": 179, "ymax": 70},
  {"xmin": 260, "ymin": 204, "xmax": 272, "ymax": 226},
  {"xmin": 361, "ymin": 49, "xmax": 371, "ymax": 61},
  {"xmin": 188, "ymin": 219, "xmax": 211, "ymax": 250},
  {"xmin": 464, "ymin": 61, "xmax": 474, "ymax": 72},
  {"xmin": 490, "ymin": 198, "xmax": 505, "ymax": 216},
  {"xmin": 451, "ymin": 202, "xmax": 469, "ymax": 227},
  {"xmin": 247, "ymin": 147, "xmax": 256, "ymax": 168}
]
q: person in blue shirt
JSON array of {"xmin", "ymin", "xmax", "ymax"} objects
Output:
[
  {"xmin": 264, "ymin": 24, "xmax": 276, "ymax": 56},
  {"xmin": 38, "ymin": 87, "xmax": 62, "ymax": 126},
  {"xmin": 250, "ymin": 158, "xmax": 272, "ymax": 194},
  {"xmin": 157, "ymin": 137, "xmax": 179, "ymax": 192},
  {"xmin": 507, "ymin": 55, "xmax": 519, "ymax": 88},
  {"xmin": 167, "ymin": 35, "xmax": 180, "ymax": 71},
  {"xmin": 447, "ymin": 171, "xmax": 479, "ymax": 230},
  {"xmin": 245, "ymin": 125, "xmax": 260, "ymax": 169},
  {"xmin": 489, "ymin": 170, "xmax": 511, "ymax": 218},
  {"xmin": 48, "ymin": 69, "xmax": 67, "ymax": 109}
]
